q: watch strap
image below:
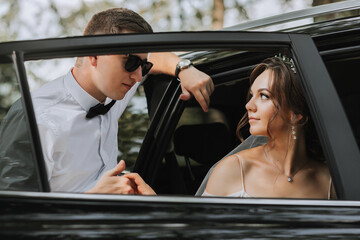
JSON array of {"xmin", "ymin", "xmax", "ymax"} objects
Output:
[
  {"xmin": 175, "ymin": 66, "xmax": 181, "ymax": 79},
  {"xmin": 175, "ymin": 59, "xmax": 192, "ymax": 79}
]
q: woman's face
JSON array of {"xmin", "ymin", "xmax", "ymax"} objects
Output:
[{"xmin": 245, "ymin": 69, "xmax": 289, "ymax": 137}]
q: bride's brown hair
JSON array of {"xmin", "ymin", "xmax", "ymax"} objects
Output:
[{"xmin": 237, "ymin": 57, "xmax": 323, "ymax": 159}]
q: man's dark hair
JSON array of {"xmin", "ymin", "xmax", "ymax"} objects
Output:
[{"xmin": 83, "ymin": 8, "xmax": 153, "ymax": 35}]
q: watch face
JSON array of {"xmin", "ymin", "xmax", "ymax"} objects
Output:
[{"xmin": 178, "ymin": 59, "xmax": 191, "ymax": 68}]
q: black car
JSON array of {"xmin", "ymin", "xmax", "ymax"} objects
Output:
[{"xmin": 0, "ymin": 1, "xmax": 360, "ymax": 239}]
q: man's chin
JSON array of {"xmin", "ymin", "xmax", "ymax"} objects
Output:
[
  {"xmin": 110, "ymin": 90, "xmax": 128, "ymax": 100},
  {"xmin": 114, "ymin": 96, "xmax": 126, "ymax": 100}
]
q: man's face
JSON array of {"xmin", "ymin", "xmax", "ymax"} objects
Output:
[{"xmin": 92, "ymin": 53, "xmax": 148, "ymax": 101}]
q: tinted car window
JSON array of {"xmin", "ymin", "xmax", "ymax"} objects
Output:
[
  {"xmin": 325, "ymin": 57, "xmax": 360, "ymax": 149},
  {"xmin": 0, "ymin": 63, "xmax": 42, "ymax": 191}
]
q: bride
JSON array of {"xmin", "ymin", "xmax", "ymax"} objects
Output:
[{"xmin": 202, "ymin": 56, "xmax": 336, "ymax": 199}]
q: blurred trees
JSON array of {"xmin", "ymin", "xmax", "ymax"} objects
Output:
[
  {"xmin": 0, "ymin": 0, "xmax": 253, "ymax": 39},
  {"xmin": 117, "ymin": 91, "xmax": 149, "ymax": 168}
]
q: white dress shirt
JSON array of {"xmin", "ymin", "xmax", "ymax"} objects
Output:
[{"xmin": 32, "ymin": 70, "xmax": 140, "ymax": 192}]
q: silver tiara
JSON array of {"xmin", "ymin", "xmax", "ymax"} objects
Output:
[{"xmin": 275, "ymin": 53, "xmax": 296, "ymax": 74}]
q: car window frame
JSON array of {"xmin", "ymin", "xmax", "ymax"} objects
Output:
[
  {"xmin": 0, "ymin": 31, "xmax": 359, "ymax": 200},
  {"xmin": 289, "ymin": 34, "xmax": 360, "ymax": 200}
]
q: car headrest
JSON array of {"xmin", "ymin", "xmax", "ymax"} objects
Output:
[{"xmin": 174, "ymin": 122, "xmax": 232, "ymax": 166}]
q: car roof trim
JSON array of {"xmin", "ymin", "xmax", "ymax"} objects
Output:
[{"xmin": 223, "ymin": 0, "xmax": 360, "ymax": 31}]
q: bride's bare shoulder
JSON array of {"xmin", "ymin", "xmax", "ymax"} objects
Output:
[
  {"xmin": 205, "ymin": 154, "xmax": 242, "ymax": 194},
  {"xmin": 212, "ymin": 154, "xmax": 242, "ymax": 176},
  {"xmin": 235, "ymin": 145, "xmax": 264, "ymax": 163},
  {"xmin": 205, "ymin": 146, "xmax": 263, "ymax": 195}
]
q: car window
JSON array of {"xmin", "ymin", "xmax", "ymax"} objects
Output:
[
  {"xmin": 325, "ymin": 56, "xmax": 360, "ymax": 150},
  {"xmin": 0, "ymin": 63, "xmax": 42, "ymax": 191},
  {"xmin": 135, "ymin": 47, "xmax": 342, "ymax": 199},
  {"xmin": 0, "ymin": 54, "xmax": 150, "ymax": 192},
  {"xmin": 25, "ymin": 55, "xmax": 150, "ymax": 191},
  {"xmin": 157, "ymin": 51, "xmax": 329, "ymax": 196}
]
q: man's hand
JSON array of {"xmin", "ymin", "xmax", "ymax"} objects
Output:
[
  {"xmin": 123, "ymin": 173, "xmax": 156, "ymax": 195},
  {"xmin": 85, "ymin": 160, "xmax": 137, "ymax": 194},
  {"xmin": 178, "ymin": 66, "xmax": 214, "ymax": 112},
  {"xmin": 148, "ymin": 52, "xmax": 214, "ymax": 112}
]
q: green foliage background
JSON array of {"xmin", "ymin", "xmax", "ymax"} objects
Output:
[{"xmin": 117, "ymin": 89, "xmax": 149, "ymax": 168}]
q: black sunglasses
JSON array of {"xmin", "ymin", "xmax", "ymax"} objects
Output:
[{"xmin": 125, "ymin": 54, "xmax": 153, "ymax": 76}]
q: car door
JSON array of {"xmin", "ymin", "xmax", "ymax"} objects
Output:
[{"xmin": 0, "ymin": 31, "xmax": 360, "ymax": 239}]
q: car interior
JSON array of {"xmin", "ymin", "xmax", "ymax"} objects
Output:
[
  {"xmin": 140, "ymin": 50, "xmax": 304, "ymax": 195},
  {"xmin": 140, "ymin": 46, "xmax": 360, "ymax": 196},
  {"xmin": 324, "ymin": 57, "xmax": 360, "ymax": 147}
]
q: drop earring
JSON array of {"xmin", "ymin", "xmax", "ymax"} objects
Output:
[{"xmin": 292, "ymin": 125, "xmax": 296, "ymax": 140}]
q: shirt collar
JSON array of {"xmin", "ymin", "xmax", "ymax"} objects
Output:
[{"xmin": 64, "ymin": 69, "xmax": 113, "ymax": 112}]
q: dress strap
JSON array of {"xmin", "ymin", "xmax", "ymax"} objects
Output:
[
  {"xmin": 234, "ymin": 154, "xmax": 246, "ymax": 192},
  {"xmin": 328, "ymin": 177, "xmax": 332, "ymax": 200}
]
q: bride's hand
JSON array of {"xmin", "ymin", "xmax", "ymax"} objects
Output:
[{"xmin": 123, "ymin": 173, "xmax": 157, "ymax": 195}]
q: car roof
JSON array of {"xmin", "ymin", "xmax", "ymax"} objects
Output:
[{"xmin": 222, "ymin": 0, "xmax": 360, "ymax": 32}]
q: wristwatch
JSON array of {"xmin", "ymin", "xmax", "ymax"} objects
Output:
[{"xmin": 175, "ymin": 59, "xmax": 192, "ymax": 79}]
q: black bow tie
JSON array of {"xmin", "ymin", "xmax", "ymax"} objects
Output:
[{"xmin": 86, "ymin": 100, "xmax": 116, "ymax": 119}]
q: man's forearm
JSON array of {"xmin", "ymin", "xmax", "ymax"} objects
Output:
[{"xmin": 148, "ymin": 52, "xmax": 180, "ymax": 76}]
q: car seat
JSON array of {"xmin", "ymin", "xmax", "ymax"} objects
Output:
[{"xmin": 173, "ymin": 122, "xmax": 233, "ymax": 194}]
